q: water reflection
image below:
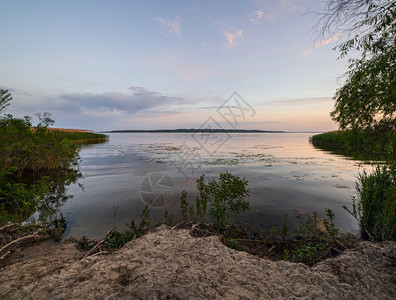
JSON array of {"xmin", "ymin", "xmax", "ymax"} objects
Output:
[{"xmin": 61, "ymin": 133, "xmax": 373, "ymax": 239}]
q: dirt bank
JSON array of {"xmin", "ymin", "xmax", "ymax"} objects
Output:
[{"xmin": 0, "ymin": 226, "xmax": 395, "ymax": 299}]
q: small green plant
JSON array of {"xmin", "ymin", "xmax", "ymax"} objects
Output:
[
  {"xmin": 286, "ymin": 209, "xmax": 344, "ymax": 265},
  {"xmin": 195, "ymin": 177, "xmax": 208, "ymax": 220},
  {"xmin": 270, "ymin": 215, "xmax": 289, "ymax": 241},
  {"xmin": 282, "ymin": 249, "xmax": 290, "ymax": 260},
  {"xmin": 164, "ymin": 210, "xmax": 174, "ymax": 226},
  {"xmin": 198, "ymin": 172, "xmax": 250, "ymax": 229},
  {"xmin": 179, "ymin": 171, "xmax": 249, "ymax": 228},
  {"xmin": 227, "ymin": 239, "xmax": 239, "ymax": 250},
  {"xmin": 323, "ymin": 209, "xmax": 339, "ymax": 240},
  {"xmin": 139, "ymin": 204, "xmax": 151, "ymax": 230},
  {"xmin": 292, "ymin": 242, "xmax": 329, "ymax": 265},
  {"xmin": 104, "ymin": 205, "xmax": 152, "ymax": 249},
  {"xmin": 104, "ymin": 230, "xmax": 134, "ymax": 249},
  {"xmin": 180, "ymin": 190, "xmax": 189, "ymax": 221}
]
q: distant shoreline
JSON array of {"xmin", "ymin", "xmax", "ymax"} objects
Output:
[
  {"xmin": 100, "ymin": 129, "xmax": 285, "ymax": 133},
  {"xmin": 100, "ymin": 129, "xmax": 323, "ymax": 133}
]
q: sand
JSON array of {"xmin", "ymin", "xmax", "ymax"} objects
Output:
[{"xmin": 0, "ymin": 226, "xmax": 395, "ymax": 299}]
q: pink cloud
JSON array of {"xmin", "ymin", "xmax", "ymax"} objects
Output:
[
  {"xmin": 251, "ymin": 9, "xmax": 264, "ymax": 24},
  {"xmin": 302, "ymin": 33, "xmax": 341, "ymax": 57},
  {"xmin": 314, "ymin": 33, "xmax": 341, "ymax": 49},
  {"xmin": 158, "ymin": 17, "xmax": 181, "ymax": 36},
  {"xmin": 225, "ymin": 30, "xmax": 243, "ymax": 47}
]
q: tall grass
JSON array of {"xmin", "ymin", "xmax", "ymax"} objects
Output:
[
  {"xmin": 344, "ymin": 165, "xmax": 396, "ymax": 241},
  {"xmin": 52, "ymin": 131, "xmax": 108, "ymax": 143}
]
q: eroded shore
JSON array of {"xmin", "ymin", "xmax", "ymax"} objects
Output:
[{"xmin": 1, "ymin": 226, "xmax": 395, "ymax": 299}]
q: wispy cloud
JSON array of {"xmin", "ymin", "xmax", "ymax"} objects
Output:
[
  {"xmin": 128, "ymin": 86, "xmax": 159, "ymax": 95},
  {"xmin": 225, "ymin": 30, "xmax": 243, "ymax": 48},
  {"xmin": 302, "ymin": 33, "xmax": 341, "ymax": 56},
  {"xmin": 158, "ymin": 17, "xmax": 181, "ymax": 36},
  {"xmin": 314, "ymin": 33, "xmax": 341, "ymax": 49},
  {"xmin": 257, "ymin": 97, "xmax": 332, "ymax": 106},
  {"xmin": 251, "ymin": 9, "xmax": 264, "ymax": 24},
  {"xmin": 253, "ymin": 0, "xmax": 304, "ymax": 21}
]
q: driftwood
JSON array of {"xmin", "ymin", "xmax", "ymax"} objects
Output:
[
  {"xmin": 0, "ymin": 234, "xmax": 40, "ymax": 258},
  {"xmin": 81, "ymin": 240, "xmax": 105, "ymax": 259},
  {"xmin": 89, "ymin": 250, "xmax": 110, "ymax": 258},
  {"xmin": 0, "ymin": 250, "xmax": 11, "ymax": 260},
  {"xmin": 0, "ymin": 222, "xmax": 19, "ymax": 233},
  {"xmin": 171, "ymin": 221, "xmax": 192, "ymax": 230},
  {"xmin": 229, "ymin": 238, "xmax": 264, "ymax": 243}
]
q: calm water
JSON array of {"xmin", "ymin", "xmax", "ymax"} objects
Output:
[{"xmin": 61, "ymin": 132, "xmax": 371, "ymax": 239}]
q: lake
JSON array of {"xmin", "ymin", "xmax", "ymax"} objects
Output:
[{"xmin": 61, "ymin": 132, "xmax": 371, "ymax": 239}]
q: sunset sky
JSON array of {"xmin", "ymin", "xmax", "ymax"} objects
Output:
[{"xmin": 0, "ymin": 0, "xmax": 349, "ymax": 132}]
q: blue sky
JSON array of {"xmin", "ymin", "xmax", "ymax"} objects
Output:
[{"xmin": 0, "ymin": 0, "xmax": 348, "ymax": 131}]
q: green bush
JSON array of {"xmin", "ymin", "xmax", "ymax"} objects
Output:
[
  {"xmin": 181, "ymin": 171, "xmax": 250, "ymax": 229},
  {"xmin": 0, "ymin": 92, "xmax": 84, "ymax": 226},
  {"xmin": 344, "ymin": 165, "xmax": 396, "ymax": 241},
  {"xmin": 0, "ymin": 114, "xmax": 78, "ymax": 175}
]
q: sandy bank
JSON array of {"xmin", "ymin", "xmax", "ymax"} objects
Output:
[{"xmin": 0, "ymin": 226, "xmax": 395, "ymax": 299}]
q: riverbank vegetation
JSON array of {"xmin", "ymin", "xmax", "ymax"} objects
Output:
[
  {"xmin": 0, "ymin": 89, "xmax": 107, "ymax": 239},
  {"xmin": 310, "ymin": 130, "xmax": 396, "ymax": 161},
  {"xmin": 311, "ymin": 0, "xmax": 396, "ymax": 243},
  {"xmin": 345, "ymin": 165, "xmax": 396, "ymax": 241}
]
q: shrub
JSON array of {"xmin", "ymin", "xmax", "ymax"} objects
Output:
[{"xmin": 181, "ymin": 172, "xmax": 250, "ymax": 229}]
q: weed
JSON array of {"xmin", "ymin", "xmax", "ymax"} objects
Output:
[{"xmin": 164, "ymin": 210, "xmax": 174, "ymax": 226}]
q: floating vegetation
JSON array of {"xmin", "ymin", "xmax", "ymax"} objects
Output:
[{"xmin": 205, "ymin": 158, "xmax": 240, "ymax": 166}]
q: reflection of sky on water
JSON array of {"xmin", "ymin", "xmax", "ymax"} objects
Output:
[{"xmin": 62, "ymin": 133, "xmax": 372, "ymax": 239}]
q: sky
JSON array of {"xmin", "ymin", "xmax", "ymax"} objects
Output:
[{"xmin": 0, "ymin": 0, "xmax": 349, "ymax": 132}]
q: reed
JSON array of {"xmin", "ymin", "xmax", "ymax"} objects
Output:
[{"xmin": 310, "ymin": 129, "xmax": 396, "ymax": 161}]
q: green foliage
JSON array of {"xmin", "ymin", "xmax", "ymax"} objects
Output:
[
  {"xmin": 331, "ymin": 46, "xmax": 396, "ymax": 130},
  {"xmin": 227, "ymin": 239, "xmax": 239, "ymax": 250},
  {"xmin": 0, "ymin": 91, "xmax": 84, "ymax": 229},
  {"xmin": 188, "ymin": 205, "xmax": 196, "ymax": 223},
  {"xmin": 0, "ymin": 168, "xmax": 81, "ymax": 226},
  {"xmin": 0, "ymin": 114, "xmax": 79, "ymax": 175},
  {"xmin": 53, "ymin": 131, "xmax": 108, "ymax": 143},
  {"xmin": 221, "ymin": 209, "xmax": 349, "ymax": 266},
  {"xmin": 104, "ymin": 205, "xmax": 152, "ymax": 249},
  {"xmin": 195, "ymin": 176, "xmax": 208, "ymax": 220},
  {"xmin": 295, "ymin": 209, "xmax": 339, "ymax": 241},
  {"xmin": 104, "ymin": 230, "xmax": 134, "ymax": 249},
  {"xmin": 343, "ymin": 165, "xmax": 396, "ymax": 241},
  {"xmin": 310, "ymin": 130, "xmax": 396, "ymax": 160},
  {"xmin": 200, "ymin": 172, "xmax": 250, "ymax": 229},
  {"xmin": 290, "ymin": 209, "xmax": 340, "ymax": 265},
  {"xmin": 293, "ymin": 242, "xmax": 329, "ymax": 265},
  {"xmin": 139, "ymin": 204, "xmax": 151, "ymax": 230},
  {"xmin": 179, "ymin": 172, "xmax": 249, "ymax": 229},
  {"xmin": 317, "ymin": 0, "xmax": 396, "ymax": 130},
  {"xmin": 180, "ymin": 190, "xmax": 189, "ymax": 221},
  {"xmin": 0, "ymin": 89, "xmax": 12, "ymax": 114},
  {"xmin": 270, "ymin": 214, "xmax": 289, "ymax": 241},
  {"xmin": 164, "ymin": 210, "xmax": 174, "ymax": 226}
]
